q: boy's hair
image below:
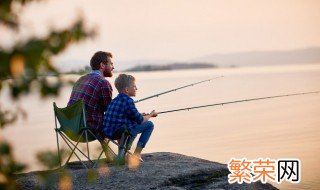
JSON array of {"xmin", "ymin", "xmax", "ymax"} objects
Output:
[
  {"xmin": 90, "ymin": 51, "xmax": 113, "ymax": 70},
  {"xmin": 115, "ymin": 74, "xmax": 135, "ymax": 92}
]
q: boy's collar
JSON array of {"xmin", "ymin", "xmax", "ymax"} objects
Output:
[{"xmin": 119, "ymin": 92, "xmax": 130, "ymax": 97}]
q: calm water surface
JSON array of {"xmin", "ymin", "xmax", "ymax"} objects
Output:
[{"xmin": 1, "ymin": 64, "xmax": 320, "ymax": 190}]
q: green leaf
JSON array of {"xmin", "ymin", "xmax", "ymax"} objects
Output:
[{"xmin": 0, "ymin": 142, "xmax": 11, "ymax": 155}]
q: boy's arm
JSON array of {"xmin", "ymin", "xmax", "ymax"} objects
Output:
[{"xmin": 126, "ymin": 98, "xmax": 144, "ymax": 124}]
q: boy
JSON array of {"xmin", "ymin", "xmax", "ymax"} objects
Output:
[{"xmin": 103, "ymin": 74, "xmax": 157, "ymax": 161}]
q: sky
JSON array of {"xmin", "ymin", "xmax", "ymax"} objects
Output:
[{"xmin": 2, "ymin": 0, "xmax": 320, "ymax": 70}]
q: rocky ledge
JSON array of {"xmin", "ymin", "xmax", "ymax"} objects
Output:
[{"xmin": 16, "ymin": 152, "xmax": 278, "ymax": 190}]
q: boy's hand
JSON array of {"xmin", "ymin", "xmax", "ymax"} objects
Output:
[
  {"xmin": 150, "ymin": 110, "xmax": 158, "ymax": 117},
  {"xmin": 142, "ymin": 110, "xmax": 157, "ymax": 122}
]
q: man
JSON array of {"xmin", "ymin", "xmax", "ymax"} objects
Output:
[{"xmin": 68, "ymin": 51, "xmax": 114, "ymax": 140}]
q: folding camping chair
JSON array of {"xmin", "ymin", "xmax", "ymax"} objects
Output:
[{"xmin": 53, "ymin": 100, "xmax": 116, "ymax": 169}]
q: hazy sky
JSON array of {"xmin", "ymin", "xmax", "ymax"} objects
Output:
[{"xmin": 3, "ymin": 0, "xmax": 320, "ymax": 70}]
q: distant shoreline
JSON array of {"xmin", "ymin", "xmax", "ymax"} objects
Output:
[{"xmin": 124, "ymin": 62, "xmax": 217, "ymax": 72}]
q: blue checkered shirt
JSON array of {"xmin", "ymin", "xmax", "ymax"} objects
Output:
[{"xmin": 103, "ymin": 93, "xmax": 143, "ymax": 138}]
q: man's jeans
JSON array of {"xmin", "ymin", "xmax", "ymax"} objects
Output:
[{"xmin": 128, "ymin": 121, "xmax": 154, "ymax": 149}]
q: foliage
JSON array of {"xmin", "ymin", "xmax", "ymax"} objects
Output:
[
  {"xmin": 34, "ymin": 150, "xmax": 103, "ymax": 189},
  {"xmin": 0, "ymin": 0, "xmax": 96, "ymax": 189},
  {"xmin": 35, "ymin": 149, "xmax": 72, "ymax": 190},
  {"xmin": 0, "ymin": 0, "xmax": 95, "ymax": 128},
  {"xmin": 0, "ymin": 141, "xmax": 26, "ymax": 189},
  {"xmin": 36, "ymin": 150, "xmax": 68, "ymax": 170},
  {"xmin": 66, "ymin": 66, "xmax": 92, "ymax": 75}
]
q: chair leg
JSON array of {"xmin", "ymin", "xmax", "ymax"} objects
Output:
[
  {"xmin": 60, "ymin": 133, "xmax": 92, "ymax": 162},
  {"xmin": 116, "ymin": 133, "xmax": 130, "ymax": 165},
  {"xmin": 93, "ymin": 142, "xmax": 117, "ymax": 168},
  {"xmin": 63, "ymin": 131, "xmax": 89, "ymax": 169},
  {"xmin": 58, "ymin": 134, "xmax": 87, "ymax": 169},
  {"xmin": 101, "ymin": 140, "xmax": 116, "ymax": 161},
  {"xmin": 84, "ymin": 130, "xmax": 90, "ymax": 161},
  {"xmin": 55, "ymin": 129, "xmax": 62, "ymax": 168},
  {"xmin": 86, "ymin": 130, "xmax": 117, "ymax": 167},
  {"xmin": 107, "ymin": 139, "xmax": 143, "ymax": 162}
]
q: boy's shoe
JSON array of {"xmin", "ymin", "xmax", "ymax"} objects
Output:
[{"xmin": 127, "ymin": 153, "xmax": 142, "ymax": 170}]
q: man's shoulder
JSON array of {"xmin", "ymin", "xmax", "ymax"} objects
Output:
[
  {"xmin": 79, "ymin": 73, "xmax": 110, "ymax": 84},
  {"xmin": 76, "ymin": 73, "xmax": 97, "ymax": 82},
  {"xmin": 85, "ymin": 73, "xmax": 103, "ymax": 80}
]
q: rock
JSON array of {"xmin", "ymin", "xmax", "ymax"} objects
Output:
[{"xmin": 15, "ymin": 152, "xmax": 278, "ymax": 190}]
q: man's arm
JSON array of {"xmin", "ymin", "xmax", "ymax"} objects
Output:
[{"xmin": 100, "ymin": 80, "xmax": 113, "ymax": 107}]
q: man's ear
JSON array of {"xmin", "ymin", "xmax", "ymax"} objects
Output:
[
  {"xmin": 99, "ymin": 62, "xmax": 104, "ymax": 69},
  {"xmin": 124, "ymin": 87, "xmax": 129, "ymax": 93}
]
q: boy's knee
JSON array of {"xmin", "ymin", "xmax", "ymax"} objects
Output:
[{"xmin": 147, "ymin": 121, "xmax": 154, "ymax": 130}]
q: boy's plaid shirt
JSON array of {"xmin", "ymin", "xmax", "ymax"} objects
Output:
[{"xmin": 103, "ymin": 93, "xmax": 143, "ymax": 138}]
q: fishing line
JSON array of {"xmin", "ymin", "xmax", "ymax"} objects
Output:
[
  {"xmin": 157, "ymin": 91, "xmax": 320, "ymax": 115},
  {"xmin": 134, "ymin": 76, "xmax": 223, "ymax": 103}
]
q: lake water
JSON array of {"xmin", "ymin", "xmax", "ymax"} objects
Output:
[{"xmin": 1, "ymin": 64, "xmax": 320, "ymax": 190}]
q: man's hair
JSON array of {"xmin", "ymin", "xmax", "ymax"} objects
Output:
[
  {"xmin": 115, "ymin": 74, "xmax": 135, "ymax": 92},
  {"xmin": 90, "ymin": 51, "xmax": 113, "ymax": 70}
]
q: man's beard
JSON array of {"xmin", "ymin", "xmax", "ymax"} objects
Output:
[{"xmin": 103, "ymin": 69, "xmax": 112, "ymax": 77}]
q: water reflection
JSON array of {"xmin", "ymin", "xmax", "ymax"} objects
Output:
[{"xmin": 2, "ymin": 64, "xmax": 320, "ymax": 190}]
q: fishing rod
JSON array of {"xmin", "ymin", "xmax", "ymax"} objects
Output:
[
  {"xmin": 134, "ymin": 76, "xmax": 223, "ymax": 103},
  {"xmin": 157, "ymin": 90, "xmax": 320, "ymax": 115}
]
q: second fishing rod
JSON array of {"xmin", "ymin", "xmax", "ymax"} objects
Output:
[
  {"xmin": 134, "ymin": 76, "xmax": 223, "ymax": 103},
  {"xmin": 156, "ymin": 90, "xmax": 320, "ymax": 115}
]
